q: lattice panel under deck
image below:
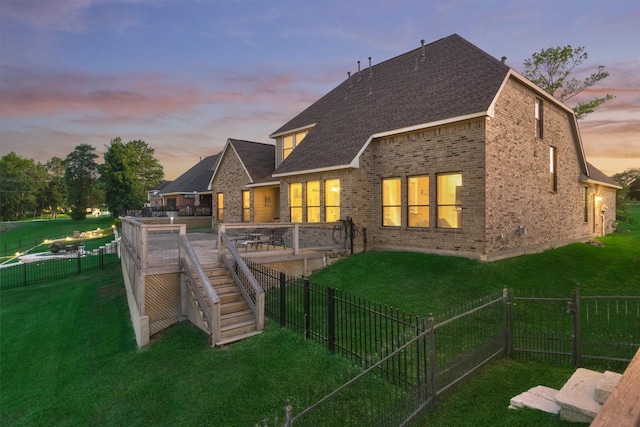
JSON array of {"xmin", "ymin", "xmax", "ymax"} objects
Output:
[{"xmin": 145, "ymin": 272, "xmax": 181, "ymax": 335}]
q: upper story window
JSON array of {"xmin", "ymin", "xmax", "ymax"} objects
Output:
[
  {"xmin": 408, "ymin": 175, "xmax": 429, "ymax": 228},
  {"xmin": 549, "ymin": 146, "xmax": 557, "ymax": 192},
  {"xmin": 242, "ymin": 190, "xmax": 251, "ymax": 222},
  {"xmin": 325, "ymin": 179, "xmax": 341, "ymax": 222},
  {"xmin": 290, "ymin": 183, "xmax": 303, "ymax": 222},
  {"xmin": 283, "ymin": 131, "xmax": 308, "ymax": 160},
  {"xmin": 382, "ymin": 178, "xmax": 401, "ymax": 227},
  {"xmin": 307, "ymin": 181, "xmax": 320, "ymax": 223},
  {"xmin": 437, "ymin": 173, "xmax": 462, "ymax": 229},
  {"xmin": 535, "ymin": 99, "xmax": 544, "ymax": 138}
]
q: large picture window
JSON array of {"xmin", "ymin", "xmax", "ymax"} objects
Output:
[
  {"xmin": 290, "ymin": 183, "xmax": 303, "ymax": 222},
  {"xmin": 307, "ymin": 181, "xmax": 320, "ymax": 223},
  {"xmin": 437, "ymin": 173, "xmax": 462, "ymax": 229},
  {"xmin": 382, "ymin": 178, "xmax": 401, "ymax": 226},
  {"xmin": 242, "ymin": 190, "xmax": 250, "ymax": 222},
  {"xmin": 283, "ymin": 131, "xmax": 308, "ymax": 160},
  {"xmin": 325, "ymin": 179, "xmax": 341, "ymax": 222},
  {"xmin": 408, "ymin": 175, "xmax": 429, "ymax": 227},
  {"xmin": 216, "ymin": 193, "xmax": 224, "ymax": 222}
]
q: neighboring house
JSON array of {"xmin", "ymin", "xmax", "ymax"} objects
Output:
[
  {"xmin": 147, "ymin": 154, "xmax": 220, "ymax": 216},
  {"xmin": 208, "ymin": 139, "xmax": 278, "ymax": 223},
  {"xmin": 263, "ymin": 33, "xmax": 620, "ymax": 260},
  {"xmin": 146, "ymin": 180, "xmax": 172, "ymax": 210}
]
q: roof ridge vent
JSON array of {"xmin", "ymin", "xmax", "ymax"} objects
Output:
[
  {"xmin": 357, "ymin": 60, "xmax": 362, "ymax": 82},
  {"xmin": 347, "ymin": 71, "xmax": 353, "ymax": 87},
  {"xmin": 420, "ymin": 39, "xmax": 426, "ymax": 62},
  {"xmin": 368, "ymin": 57, "xmax": 373, "ymax": 77},
  {"xmin": 501, "ymin": 56, "xmax": 507, "ymax": 63}
]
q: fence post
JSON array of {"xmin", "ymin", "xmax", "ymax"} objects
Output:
[
  {"xmin": 303, "ymin": 279, "xmax": 310, "ymax": 340},
  {"xmin": 23, "ymin": 262, "xmax": 27, "ymax": 286},
  {"xmin": 328, "ymin": 287, "xmax": 335, "ymax": 354},
  {"xmin": 509, "ymin": 290, "xmax": 515, "ymax": 359},
  {"xmin": 77, "ymin": 251, "xmax": 82, "ymax": 275},
  {"xmin": 283, "ymin": 399, "xmax": 293, "ymax": 427},
  {"xmin": 572, "ymin": 285, "xmax": 582, "ymax": 367},
  {"xmin": 503, "ymin": 288, "xmax": 509, "ymax": 357},
  {"xmin": 100, "ymin": 247, "xmax": 104, "ymax": 270},
  {"xmin": 428, "ymin": 313, "xmax": 436, "ymax": 410},
  {"xmin": 279, "ymin": 272, "xmax": 286, "ymax": 328}
]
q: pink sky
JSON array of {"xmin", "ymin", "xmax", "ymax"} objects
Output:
[{"xmin": 1, "ymin": 0, "xmax": 638, "ymax": 180}]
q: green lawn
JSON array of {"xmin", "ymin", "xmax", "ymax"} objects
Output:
[{"xmin": 1, "ymin": 204, "xmax": 638, "ymax": 426}]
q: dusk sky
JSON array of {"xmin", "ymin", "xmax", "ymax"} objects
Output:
[{"xmin": 1, "ymin": 0, "xmax": 638, "ymax": 180}]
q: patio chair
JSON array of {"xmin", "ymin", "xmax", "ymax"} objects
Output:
[{"xmin": 267, "ymin": 227, "xmax": 287, "ymax": 250}]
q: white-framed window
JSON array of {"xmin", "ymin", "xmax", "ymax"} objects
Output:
[
  {"xmin": 549, "ymin": 146, "xmax": 557, "ymax": 192},
  {"xmin": 242, "ymin": 190, "xmax": 250, "ymax": 222},
  {"xmin": 437, "ymin": 173, "xmax": 462, "ymax": 229},
  {"xmin": 283, "ymin": 131, "xmax": 308, "ymax": 160},
  {"xmin": 408, "ymin": 175, "xmax": 429, "ymax": 228},
  {"xmin": 535, "ymin": 99, "xmax": 544, "ymax": 138},
  {"xmin": 382, "ymin": 178, "xmax": 401, "ymax": 227},
  {"xmin": 325, "ymin": 179, "xmax": 341, "ymax": 222},
  {"xmin": 307, "ymin": 181, "xmax": 320, "ymax": 223},
  {"xmin": 290, "ymin": 183, "xmax": 303, "ymax": 222}
]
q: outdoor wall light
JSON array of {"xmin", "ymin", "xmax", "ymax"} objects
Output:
[{"xmin": 595, "ymin": 196, "xmax": 603, "ymax": 202}]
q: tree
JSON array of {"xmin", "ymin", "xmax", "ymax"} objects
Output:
[
  {"xmin": 100, "ymin": 138, "xmax": 164, "ymax": 217},
  {"xmin": 43, "ymin": 157, "xmax": 67, "ymax": 219},
  {"xmin": 524, "ymin": 46, "xmax": 614, "ymax": 119},
  {"xmin": 64, "ymin": 144, "xmax": 99, "ymax": 221},
  {"xmin": 0, "ymin": 152, "xmax": 48, "ymax": 221},
  {"xmin": 611, "ymin": 168, "xmax": 640, "ymax": 224}
]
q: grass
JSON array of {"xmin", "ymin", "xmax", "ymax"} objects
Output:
[
  {"xmin": 1, "ymin": 266, "xmax": 353, "ymax": 426},
  {"xmin": 1, "ymin": 204, "xmax": 638, "ymax": 426}
]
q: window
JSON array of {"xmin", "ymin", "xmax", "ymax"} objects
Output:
[
  {"xmin": 290, "ymin": 183, "xmax": 302, "ymax": 222},
  {"xmin": 549, "ymin": 146, "xmax": 557, "ymax": 192},
  {"xmin": 166, "ymin": 197, "xmax": 177, "ymax": 210},
  {"xmin": 382, "ymin": 178, "xmax": 401, "ymax": 226},
  {"xmin": 216, "ymin": 193, "xmax": 224, "ymax": 222},
  {"xmin": 437, "ymin": 173, "xmax": 462, "ymax": 228},
  {"xmin": 283, "ymin": 131, "xmax": 308, "ymax": 160},
  {"xmin": 307, "ymin": 181, "xmax": 320, "ymax": 222},
  {"xmin": 325, "ymin": 179, "xmax": 341, "ymax": 222},
  {"xmin": 535, "ymin": 99, "xmax": 544, "ymax": 138},
  {"xmin": 242, "ymin": 190, "xmax": 251, "ymax": 222},
  {"xmin": 408, "ymin": 175, "xmax": 429, "ymax": 228}
]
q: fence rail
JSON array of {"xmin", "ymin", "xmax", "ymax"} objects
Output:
[
  {"xmin": 250, "ymin": 260, "xmax": 639, "ymax": 426},
  {"xmin": 0, "ymin": 245, "xmax": 120, "ymax": 290}
]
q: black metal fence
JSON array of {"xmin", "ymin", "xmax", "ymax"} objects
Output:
[
  {"xmin": 248, "ymin": 260, "xmax": 639, "ymax": 426},
  {"xmin": 0, "ymin": 244, "xmax": 120, "ymax": 290}
]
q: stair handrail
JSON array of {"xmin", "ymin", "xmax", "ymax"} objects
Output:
[
  {"xmin": 220, "ymin": 233, "xmax": 265, "ymax": 331},
  {"xmin": 179, "ymin": 234, "xmax": 221, "ymax": 344}
]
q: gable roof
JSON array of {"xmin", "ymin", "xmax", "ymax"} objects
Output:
[
  {"xmin": 149, "ymin": 180, "xmax": 173, "ymax": 193},
  {"xmin": 270, "ymin": 34, "xmax": 511, "ymax": 176},
  {"xmin": 160, "ymin": 153, "xmax": 221, "ymax": 195},
  {"xmin": 583, "ymin": 162, "xmax": 623, "ymax": 189},
  {"xmin": 209, "ymin": 139, "xmax": 276, "ymax": 189}
]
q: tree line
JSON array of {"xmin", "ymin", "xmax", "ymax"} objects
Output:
[{"xmin": 0, "ymin": 138, "xmax": 164, "ymax": 221}]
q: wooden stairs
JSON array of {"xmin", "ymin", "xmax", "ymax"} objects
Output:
[{"xmin": 189, "ymin": 262, "xmax": 262, "ymax": 346}]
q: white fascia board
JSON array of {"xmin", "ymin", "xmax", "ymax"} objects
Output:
[
  {"xmin": 581, "ymin": 178, "xmax": 623, "ymax": 190},
  {"xmin": 246, "ymin": 180, "xmax": 280, "ymax": 188},
  {"xmin": 272, "ymin": 164, "xmax": 354, "ymax": 178},
  {"xmin": 269, "ymin": 123, "xmax": 317, "ymax": 139},
  {"xmin": 348, "ymin": 111, "xmax": 489, "ymax": 168}
]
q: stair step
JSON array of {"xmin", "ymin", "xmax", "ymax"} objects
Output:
[
  {"xmin": 221, "ymin": 310, "xmax": 254, "ymax": 327},
  {"xmin": 220, "ymin": 292, "xmax": 244, "ymax": 304},
  {"xmin": 221, "ymin": 300, "xmax": 249, "ymax": 314},
  {"xmin": 215, "ymin": 330, "xmax": 263, "ymax": 347},
  {"xmin": 555, "ymin": 368, "xmax": 604, "ymax": 423}
]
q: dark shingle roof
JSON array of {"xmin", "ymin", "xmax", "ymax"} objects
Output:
[
  {"xmin": 586, "ymin": 162, "xmax": 623, "ymax": 189},
  {"xmin": 271, "ymin": 34, "xmax": 510, "ymax": 175},
  {"xmin": 228, "ymin": 139, "xmax": 275, "ymax": 184},
  {"xmin": 161, "ymin": 153, "xmax": 220, "ymax": 194}
]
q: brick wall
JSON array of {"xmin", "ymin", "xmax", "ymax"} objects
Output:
[{"xmin": 211, "ymin": 147, "xmax": 248, "ymax": 223}]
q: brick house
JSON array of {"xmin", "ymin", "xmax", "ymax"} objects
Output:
[
  {"xmin": 209, "ymin": 139, "xmax": 279, "ymax": 223},
  {"xmin": 147, "ymin": 153, "xmax": 220, "ymax": 216},
  {"xmin": 213, "ymin": 34, "xmax": 621, "ymax": 261}
]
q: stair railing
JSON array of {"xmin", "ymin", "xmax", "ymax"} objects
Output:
[
  {"xmin": 220, "ymin": 233, "xmax": 265, "ymax": 331},
  {"xmin": 179, "ymin": 234, "xmax": 221, "ymax": 344}
]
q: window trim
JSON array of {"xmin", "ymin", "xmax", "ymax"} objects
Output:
[
  {"xmin": 324, "ymin": 179, "xmax": 341, "ymax": 222},
  {"xmin": 242, "ymin": 190, "xmax": 251, "ymax": 222},
  {"xmin": 283, "ymin": 130, "xmax": 308, "ymax": 160},
  {"xmin": 408, "ymin": 175, "xmax": 430, "ymax": 228},
  {"xmin": 306, "ymin": 180, "xmax": 320, "ymax": 223},
  {"xmin": 289, "ymin": 182, "xmax": 303, "ymax": 222},
  {"xmin": 436, "ymin": 172, "xmax": 463, "ymax": 229},
  {"xmin": 382, "ymin": 177, "xmax": 402, "ymax": 227}
]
